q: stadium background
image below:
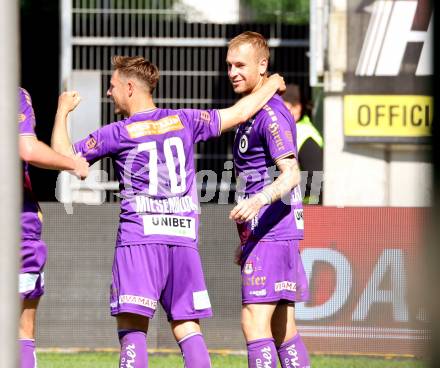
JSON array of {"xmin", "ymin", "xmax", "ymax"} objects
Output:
[{"xmin": 19, "ymin": 0, "xmax": 431, "ymax": 359}]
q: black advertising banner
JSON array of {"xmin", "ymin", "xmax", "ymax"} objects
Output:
[{"xmin": 345, "ymin": 0, "xmax": 433, "ymax": 143}]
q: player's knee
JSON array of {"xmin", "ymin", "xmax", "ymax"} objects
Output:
[
  {"xmin": 19, "ymin": 323, "xmax": 35, "ymax": 339},
  {"xmin": 20, "ymin": 303, "xmax": 38, "ymax": 339},
  {"xmin": 241, "ymin": 317, "xmax": 270, "ymax": 340},
  {"xmin": 116, "ymin": 313, "xmax": 149, "ymax": 332}
]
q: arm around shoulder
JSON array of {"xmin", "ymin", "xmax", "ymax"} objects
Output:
[{"xmin": 218, "ymin": 74, "xmax": 286, "ymax": 132}]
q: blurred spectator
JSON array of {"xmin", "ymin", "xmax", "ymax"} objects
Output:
[{"xmin": 283, "ymin": 84, "xmax": 323, "ymax": 204}]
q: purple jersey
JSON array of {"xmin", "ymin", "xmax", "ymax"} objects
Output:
[
  {"xmin": 233, "ymin": 94, "xmax": 304, "ymax": 244},
  {"xmin": 19, "ymin": 88, "xmax": 43, "ymax": 240},
  {"xmin": 74, "ymin": 108, "xmax": 221, "ymax": 248}
]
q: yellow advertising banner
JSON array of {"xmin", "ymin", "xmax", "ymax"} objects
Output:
[{"xmin": 344, "ymin": 95, "xmax": 432, "ymax": 138}]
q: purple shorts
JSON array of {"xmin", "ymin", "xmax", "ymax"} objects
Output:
[
  {"xmin": 20, "ymin": 239, "xmax": 47, "ymax": 300},
  {"xmin": 240, "ymin": 240, "xmax": 309, "ymax": 304},
  {"xmin": 110, "ymin": 244, "xmax": 213, "ymax": 321}
]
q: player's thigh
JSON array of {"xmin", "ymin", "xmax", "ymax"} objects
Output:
[
  {"xmin": 110, "ymin": 244, "xmax": 169, "ymax": 319},
  {"xmin": 241, "ymin": 302, "xmax": 277, "ymax": 341},
  {"xmin": 161, "ymin": 246, "xmax": 212, "ymax": 322},
  {"xmin": 271, "ymin": 302, "xmax": 297, "ymax": 347},
  {"xmin": 116, "ymin": 312, "xmax": 149, "ymax": 332},
  {"xmin": 170, "ymin": 319, "xmax": 201, "ymax": 341},
  {"xmin": 19, "ymin": 298, "xmax": 40, "ymax": 339}
]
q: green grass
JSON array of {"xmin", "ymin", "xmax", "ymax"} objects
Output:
[{"xmin": 37, "ymin": 352, "xmax": 427, "ymax": 368}]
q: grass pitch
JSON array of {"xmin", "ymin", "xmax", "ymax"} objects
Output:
[{"xmin": 37, "ymin": 352, "xmax": 426, "ymax": 367}]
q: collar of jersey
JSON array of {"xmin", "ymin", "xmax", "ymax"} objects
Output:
[{"xmin": 131, "ymin": 107, "xmax": 158, "ymax": 117}]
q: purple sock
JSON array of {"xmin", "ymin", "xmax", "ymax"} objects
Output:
[
  {"xmin": 19, "ymin": 339, "xmax": 36, "ymax": 368},
  {"xmin": 277, "ymin": 334, "xmax": 310, "ymax": 368},
  {"xmin": 118, "ymin": 330, "xmax": 148, "ymax": 368},
  {"xmin": 178, "ymin": 332, "xmax": 211, "ymax": 368},
  {"xmin": 247, "ymin": 338, "xmax": 277, "ymax": 368}
]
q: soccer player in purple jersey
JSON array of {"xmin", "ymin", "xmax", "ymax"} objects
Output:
[
  {"xmin": 18, "ymin": 87, "xmax": 89, "ymax": 368},
  {"xmin": 51, "ymin": 55, "xmax": 285, "ymax": 368},
  {"xmin": 227, "ymin": 32, "xmax": 311, "ymax": 368}
]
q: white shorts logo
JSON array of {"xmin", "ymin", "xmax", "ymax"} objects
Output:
[
  {"xmin": 19, "ymin": 273, "xmax": 39, "ymax": 293},
  {"xmin": 275, "ymin": 281, "xmax": 296, "ymax": 292},
  {"xmin": 249, "ymin": 289, "xmax": 267, "ymax": 297},
  {"xmin": 193, "ymin": 290, "xmax": 211, "ymax": 310},
  {"xmin": 142, "ymin": 214, "xmax": 196, "ymax": 239},
  {"xmin": 119, "ymin": 295, "xmax": 157, "ymax": 310}
]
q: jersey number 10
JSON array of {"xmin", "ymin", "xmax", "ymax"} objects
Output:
[{"xmin": 138, "ymin": 137, "xmax": 187, "ymax": 195}]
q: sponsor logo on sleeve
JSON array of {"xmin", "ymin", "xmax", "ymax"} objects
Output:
[
  {"xmin": 86, "ymin": 137, "xmax": 97, "ymax": 150},
  {"xmin": 126, "ymin": 115, "xmax": 184, "ymax": 138},
  {"xmin": 200, "ymin": 111, "xmax": 211, "ymax": 124},
  {"xmin": 22, "ymin": 89, "xmax": 32, "ymax": 106},
  {"xmin": 268, "ymin": 122, "xmax": 285, "ymax": 151}
]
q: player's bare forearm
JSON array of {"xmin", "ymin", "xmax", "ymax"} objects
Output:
[
  {"xmin": 20, "ymin": 136, "xmax": 89, "ymax": 178},
  {"xmin": 51, "ymin": 91, "xmax": 81, "ymax": 157},
  {"xmin": 261, "ymin": 156, "xmax": 300, "ymax": 203},
  {"xmin": 229, "ymin": 156, "xmax": 300, "ymax": 223},
  {"xmin": 20, "ymin": 136, "xmax": 72, "ymax": 170},
  {"xmin": 219, "ymin": 74, "xmax": 286, "ymax": 132},
  {"xmin": 52, "ymin": 109, "xmax": 74, "ymax": 157}
]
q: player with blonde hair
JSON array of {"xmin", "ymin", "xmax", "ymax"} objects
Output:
[
  {"xmin": 52, "ymin": 55, "xmax": 285, "ymax": 368},
  {"xmin": 227, "ymin": 32, "xmax": 311, "ymax": 368}
]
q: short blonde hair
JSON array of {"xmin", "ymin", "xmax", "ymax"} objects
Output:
[
  {"xmin": 112, "ymin": 55, "xmax": 160, "ymax": 93},
  {"xmin": 228, "ymin": 31, "xmax": 270, "ymax": 63}
]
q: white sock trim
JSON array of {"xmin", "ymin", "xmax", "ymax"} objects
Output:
[{"xmin": 177, "ymin": 332, "xmax": 202, "ymax": 345}]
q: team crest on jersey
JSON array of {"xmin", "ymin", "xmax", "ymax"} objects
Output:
[
  {"xmin": 18, "ymin": 113, "xmax": 26, "ymax": 123},
  {"xmin": 243, "ymin": 261, "xmax": 254, "ymax": 275},
  {"xmin": 239, "ymin": 135, "xmax": 248, "ymax": 153}
]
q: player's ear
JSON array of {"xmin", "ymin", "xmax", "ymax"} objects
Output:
[
  {"xmin": 258, "ymin": 58, "xmax": 268, "ymax": 76},
  {"xmin": 127, "ymin": 80, "xmax": 135, "ymax": 97}
]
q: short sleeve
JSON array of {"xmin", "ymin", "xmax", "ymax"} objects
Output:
[
  {"xmin": 259, "ymin": 105, "xmax": 297, "ymax": 162},
  {"xmin": 179, "ymin": 109, "xmax": 221, "ymax": 143},
  {"xmin": 73, "ymin": 122, "xmax": 121, "ymax": 165},
  {"xmin": 18, "ymin": 88, "xmax": 36, "ymax": 136}
]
